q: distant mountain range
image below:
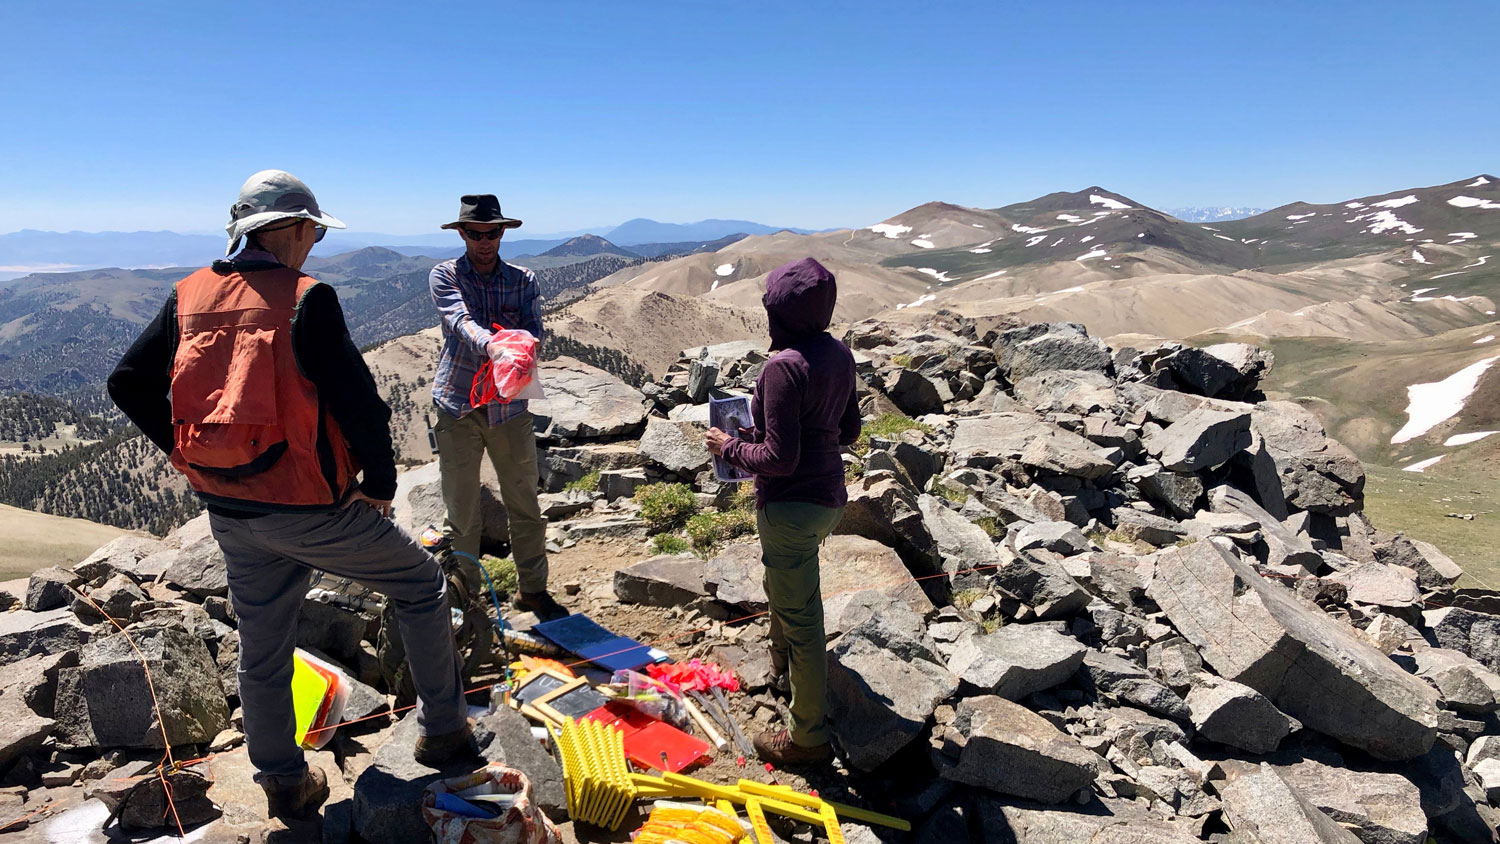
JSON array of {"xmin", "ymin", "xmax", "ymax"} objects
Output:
[
  {"xmin": 0, "ymin": 217, "xmax": 827, "ymax": 279},
  {"xmin": 1164, "ymin": 207, "xmax": 1268, "ymax": 223}
]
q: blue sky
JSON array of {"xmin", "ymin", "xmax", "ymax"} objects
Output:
[{"xmin": 1, "ymin": 1, "xmax": 1496, "ymax": 235}]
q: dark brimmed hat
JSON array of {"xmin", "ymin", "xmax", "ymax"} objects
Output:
[{"xmin": 441, "ymin": 194, "xmax": 522, "ymax": 230}]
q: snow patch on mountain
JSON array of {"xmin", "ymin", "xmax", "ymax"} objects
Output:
[
  {"xmin": 1391, "ymin": 355, "xmax": 1500, "ymax": 444},
  {"xmin": 1090, "ymin": 195, "xmax": 1131, "ymax": 210},
  {"xmin": 868, "ymin": 223, "xmax": 912, "ymax": 239}
]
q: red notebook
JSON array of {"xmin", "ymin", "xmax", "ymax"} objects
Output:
[{"xmin": 583, "ymin": 701, "xmax": 711, "ymax": 773}]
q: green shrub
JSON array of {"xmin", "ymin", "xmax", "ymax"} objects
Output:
[
  {"xmin": 634, "ymin": 483, "xmax": 698, "ymax": 531},
  {"xmin": 980, "ymin": 616, "xmax": 1003, "ymax": 634},
  {"xmin": 478, "ymin": 555, "xmax": 518, "ymax": 596},
  {"xmin": 648, "ymin": 533, "xmax": 691, "ymax": 555},
  {"xmin": 852, "ymin": 412, "xmax": 934, "ymax": 457},
  {"xmin": 565, "ymin": 470, "xmax": 601, "ymax": 493},
  {"xmin": 952, "ymin": 588, "xmax": 986, "ymax": 610},
  {"xmin": 845, "ymin": 462, "xmax": 866, "ymax": 482},
  {"xmin": 686, "ymin": 510, "xmax": 758, "ymax": 553},
  {"xmin": 727, "ymin": 482, "xmax": 757, "ymax": 513},
  {"xmin": 891, "ymin": 354, "xmax": 915, "ymax": 369},
  {"xmin": 973, "ymin": 516, "xmax": 1003, "ymax": 538},
  {"xmin": 932, "ymin": 481, "xmax": 970, "ymax": 504}
]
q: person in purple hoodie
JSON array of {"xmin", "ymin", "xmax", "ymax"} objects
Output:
[{"xmin": 705, "ymin": 257, "xmax": 861, "ymax": 765}]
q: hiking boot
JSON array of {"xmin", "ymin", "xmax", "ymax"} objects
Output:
[
  {"xmin": 260, "ymin": 767, "xmax": 330, "ymax": 820},
  {"xmin": 414, "ymin": 723, "xmax": 482, "ymax": 768},
  {"xmin": 754, "ymin": 729, "xmax": 833, "ymax": 766},
  {"xmin": 512, "ymin": 590, "xmax": 570, "ymax": 622}
]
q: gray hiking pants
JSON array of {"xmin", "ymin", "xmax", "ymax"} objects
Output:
[{"xmin": 209, "ymin": 504, "xmax": 468, "ymax": 780}]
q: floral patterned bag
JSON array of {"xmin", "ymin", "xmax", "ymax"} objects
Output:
[{"xmin": 421, "ymin": 764, "xmax": 561, "ymax": 844}]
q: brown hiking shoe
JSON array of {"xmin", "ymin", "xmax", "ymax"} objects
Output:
[
  {"xmin": 260, "ymin": 766, "xmax": 330, "ymax": 820},
  {"xmin": 754, "ymin": 729, "xmax": 833, "ymax": 766},
  {"xmin": 512, "ymin": 590, "xmax": 570, "ymax": 622},
  {"xmin": 414, "ymin": 723, "xmax": 481, "ymax": 768}
]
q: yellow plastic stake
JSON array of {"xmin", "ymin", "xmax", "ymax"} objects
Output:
[
  {"xmin": 716, "ymin": 798, "xmax": 738, "ymax": 818},
  {"xmin": 737, "ymin": 779, "xmax": 911, "ymax": 832},
  {"xmin": 745, "ymin": 799, "xmax": 773, "ymax": 844},
  {"xmin": 822, "ymin": 802, "xmax": 846, "ymax": 844}
]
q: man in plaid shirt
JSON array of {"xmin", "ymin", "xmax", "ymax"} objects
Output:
[{"xmin": 429, "ymin": 194, "xmax": 565, "ymax": 621}]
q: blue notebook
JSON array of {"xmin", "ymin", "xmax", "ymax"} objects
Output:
[{"xmin": 532, "ymin": 614, "xmax": 664, "ymax": 673}]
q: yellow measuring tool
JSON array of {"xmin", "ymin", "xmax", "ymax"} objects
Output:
[
  {"xmin": 745, "ymin": 798, "xmax": 773, "ymax": 844},
  {"xmin": 737, "ymin": 780, "xmax": 910, "ymax": 832}
]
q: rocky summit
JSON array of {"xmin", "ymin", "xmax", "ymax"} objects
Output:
[{"xmin": 0, "ymin": 314, "xmax": 1497, "ymax": 843}]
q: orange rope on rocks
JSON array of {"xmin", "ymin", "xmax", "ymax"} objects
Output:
[{"xmin": 67, "ymin": 586, "xmax": 189, "ymax": 839}]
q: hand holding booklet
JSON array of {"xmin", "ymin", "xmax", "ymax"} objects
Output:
[{"xmin": 709, "ymin": 396, "xmax": 753, "ymax": 483}]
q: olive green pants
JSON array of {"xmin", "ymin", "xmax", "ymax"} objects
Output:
[
  {"xmin": 434, "ymin": 408, "xmax": 549, "ymax": 594},
  {"xmin": 757, "ymin": 500, "xmax": 845, "ymax": 747}
]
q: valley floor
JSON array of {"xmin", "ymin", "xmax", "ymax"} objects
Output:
[
  {"xmin": 0, "ymin": 502, "xmax": 127, "ymax": 579},
  {"xmin": 1363, "ymin": 461, "xmax": 1500, "ymax": 588}
]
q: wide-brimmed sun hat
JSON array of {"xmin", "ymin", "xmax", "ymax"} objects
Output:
[
  {"xmin": 441, "ymin": 194, "xmax": 522, "ymax": 230},
  {"xmin": 224, "ymin": 170, "xmax": 346, "ymax": 255}
]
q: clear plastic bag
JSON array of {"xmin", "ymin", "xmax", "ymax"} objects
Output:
[{"xmin": 605, "ymin": 669, "xmax": 689, "ymax": 728}]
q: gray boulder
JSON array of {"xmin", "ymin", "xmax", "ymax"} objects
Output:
[
  {"xmin": 298, "ymin": 599, "xmax": 368, "ymax": 666},
  {"xmin": 1158, "ymin": 346, "xmax": 1251, "ymax": 399},
  {"xmin": 354, "ymin": 706, "xmax": 565, "ymax": 844},
  {"xmin": 1251, "ymin": 401, "xmax": 1365, "ymax": 515},
  {"xmin": 1147, "ymin": 638, "xmax": 1205, "ymax": 694},
  {"xmin": 1144, "ymin": 407, "xmax": 1252, "ymax": 472},
  {"xmin": 72, "ymin": 573, "xmax": 148, "ymax": 623},
  {"xmin": 994, "ymin": 322, "xmax": 1113, "ymax": 382},
  {"xmin": 0, "ymin": 690, "xmax": 53, "ymax": 774},
  {"xmin": 1423, "ymin": 606, "xmax": 1500, "ymax": 674},
  {"xmin": 598, "ymin": 467, "xmax": 649, "ymax": 501},
  {"xmin": 0, "ymin": 608, "xmax": 93, "ymax": 668},
  {"xmin": 1111, "ymin": 508, "xmax": 1189, "ymax": 547},
  {"xmin": 882, "ymin": 368, "xmax": 946, "ymax": 416},
  {"xmin": 707, "ymin": 536, "xmax": 931, "ymax": 618},
  {"xmin": 1132, "ymin": 465, "xmax": 1204, "ymax": 519},
  {"xmin": 1080, "ymin": 650, "xmax": 1191, "ymax": 721},
  {"xmin": 945, "ymin": 624, "xmax": 1086, "ymax": 699},
  {"xmin": 530, "ymin": 357, "xmax": 648, "ymax": 440},
  {"xmin": 993, "ymin": 550, "xmax": 1091, "ymax": 620},
  {"xmin": 918, "ymin": 494, "xmax": 1002, "ymax": 590},
  {"xmin": 950, "ymin": 413, "xmax": 1115, "ymax": 479},
  {"xmin": 72, "ymin": 535, "xmax": 171, "ymax": 583},
  {"xmin": 614, "ymin": 555, "xmax": 708, "ymax": 607},
  {"xmin": 54, "ymin": 623, "xmax": 229, "ymax": 749},
  {"xmin": 1013, "ymin": 369, "xmax": 1120, "ymax": 415},
  {"xmin": 1215, "ymin": 762, "xmax": 1365, "ymax": 843},
  {"xmin": 1376, "ymin": 535, "xmax": 1464, "ymax": 591},
  {"xmin": 638, "ymin": 417, "xmax": 711, "ymax": 475},
  {"xmin": 943, "ymin": 695, "xmax": 1102, "ymax": 803},
  {"xmin": 1204, "ymin": 343, "xmax": 1275, "ymax": 386},
  {"xmin": 687, "ymin": 353, "xmax": 719, "ymax": 402},
  {"xmin": 1209, "ymin": 485, "xmax": 1323, "ymax": 571},
  {"xmin": 1274, "ymin": 757, "xmax": 1427, "ymax": 844},
  {"xmin": 1412, "ymin": 647, "xmax": 1500, "ymax": 714},
  {"xmin": 975, "ymin": 796, "xmax": 1203, "ymax": 843},
  {"xmin": 827, "ymin": 610, "xmax": 957, "ymax": 771},
  {"xmin": 26, "ymin": 566, "xmax": 84, "ymax": 612},
  {"xmin": 1186, "ymin": 675, "xmax": 1298, "ymax": 754},
  {"xmin": 1333, "ymin": 562, "xmax": 1421, "ymax": 611},
  {"xmin": 538, "ymin": 442, "xmax": 646, "ymax": 493},
  {"xmin": 836, "ymin": 475, "xmax": 940, "ymax": 575},
  {"xmin": 165, "ymin": 514, "xmax": 228, "ymax": 598},
  {"xmin": 1146, "ymin": 540, "xmax": 1440, "ymax": 760},
  {"xmin": 1015, "ymin": 521, "xmax": 1091, "ymax": 555}
]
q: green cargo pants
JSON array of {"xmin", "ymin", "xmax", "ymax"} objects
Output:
[
  {"xmin": 757, "ymin": 500, "xmax": 845, "ymax": 747},
  {"xmin": 434, "ymin": 408, "xmax": 549, "ymax": 594}
]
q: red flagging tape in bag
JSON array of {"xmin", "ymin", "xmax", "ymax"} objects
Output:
[{"xmin": 470, "ymin": 326, "xmax": 539, "ymax": 408}]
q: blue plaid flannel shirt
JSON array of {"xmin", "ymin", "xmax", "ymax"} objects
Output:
[{"xmin": 429, "ymin": 255, "xmax": 545, "ymax": 425}]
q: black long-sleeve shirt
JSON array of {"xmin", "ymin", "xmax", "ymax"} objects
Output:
[{"xmin": 108, "ymin": 268, "xmax": 398, "ymax": 515}]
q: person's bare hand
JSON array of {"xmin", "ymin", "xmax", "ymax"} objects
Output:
[
  {"xmin": 347, "ymin": 490, "xmax": 393, "ymax": 518},
  {"xmin": 705, "ymin": 427, "xmax": 733, "ymax": 456}
]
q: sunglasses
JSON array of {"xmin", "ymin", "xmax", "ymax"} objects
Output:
[
  {"xmin": 461, "ymin": 227, "xmax": 503, "ymax": 241},
  {"xmin": 258, "ymin": 219, "xmax": 328, "ymax": 242}
]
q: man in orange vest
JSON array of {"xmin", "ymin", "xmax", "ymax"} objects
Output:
[{"xmin": 109, "ymin": 171, "xmax": 475, "ymax": 822}]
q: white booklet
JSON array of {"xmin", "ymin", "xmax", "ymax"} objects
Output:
[{"xmin": 709, "ymin": 396, "xmax": 754, "ymax": 483}]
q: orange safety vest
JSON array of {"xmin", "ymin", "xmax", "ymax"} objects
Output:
[{"xmin": 169, "ymin": 262, "xmax": 359, "ymax": 510}]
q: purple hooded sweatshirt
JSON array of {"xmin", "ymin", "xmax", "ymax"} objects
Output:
[{"xmin": 721, "ymin": 258, "xmax": 862, "ymax": 509}]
